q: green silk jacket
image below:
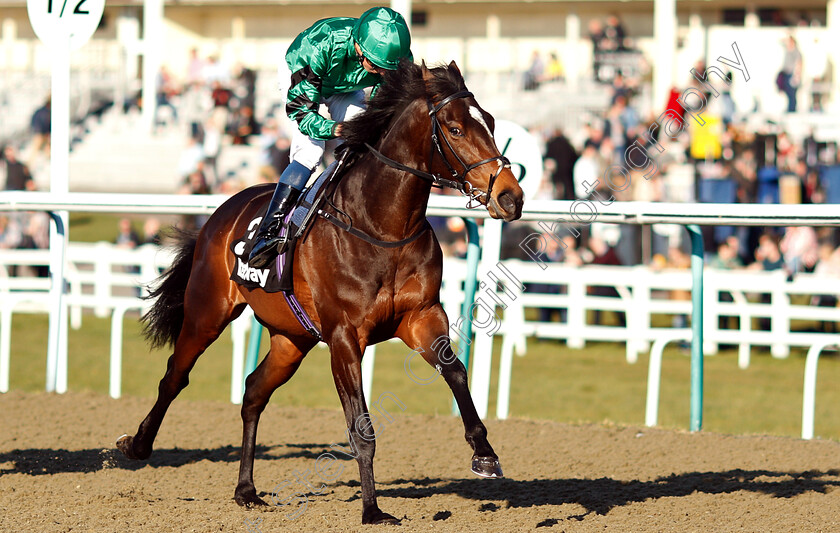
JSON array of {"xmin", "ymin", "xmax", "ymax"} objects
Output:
[{"xmin": 285, "ymin": 17, "xmax": 383, "ymax": 141}]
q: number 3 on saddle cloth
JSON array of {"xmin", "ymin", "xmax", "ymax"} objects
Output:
[{"xmin": 229, "ymin": 158, "xmax": 343, "ymax": 341}]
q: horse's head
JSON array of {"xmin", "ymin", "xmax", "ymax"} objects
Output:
[
  {"xmin": 421, "ymin": 61, "xmax": 524, "ymax": 222},
  {"xmin": 342, "ymin": 60, "xmax": 524, "ymax": 222}
]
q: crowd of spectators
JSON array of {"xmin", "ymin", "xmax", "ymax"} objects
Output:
[
  {"xmin": 481, "ymin": 47, "xmax": 840, "ymax": 329},
  {"xmin": 0, "ymin": 143, "xmax": 49, "ymax": 270},
  {"xmin": 129, "ymin": 49, "xmax": 295, "ymax": 230},
  {"xmin": 156, "ymin": 50, "xmax": 289, "ymax": 196},
  {"xmin": 0, "ymin": 48, "xmax": 295, "ymax": 253}
]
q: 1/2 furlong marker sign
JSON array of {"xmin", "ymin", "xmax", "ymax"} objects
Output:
[{"xmin": 27, "ymin": 0, "xmax": 105, "ymax": 51}]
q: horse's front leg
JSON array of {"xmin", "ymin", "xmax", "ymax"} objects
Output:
[
  {"xmin": 329, "ymin": 326, "xmax": 399, "ymax": 525},
  {"xmin": 398, "ymin": 304, "xmax": 503, "ymax": 478}
]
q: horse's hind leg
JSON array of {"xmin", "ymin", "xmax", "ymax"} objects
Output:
[
  {"xmin": 398, "ymin": 305, "xmax": 503, "ymax": 478},
  {"xmin": 235, "ymin": 333, "xmax": 315, "ymax": 507},
  {"xmin": 117, "ymin": 278, "xmax": 245, "ymax": 460}
]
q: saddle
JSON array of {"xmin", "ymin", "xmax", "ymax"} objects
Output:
[
  {"xmin": 229, "ymin": 157, "xmax": 347, "ymax": 340},
  {"xmin": 229, "ymin": 146, "xmax": 431, "ymax": 341}
]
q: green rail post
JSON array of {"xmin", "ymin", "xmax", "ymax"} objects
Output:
[
  {"xmin": 243, "ymin": 314, "xmax": 262, "ymax": 397},
  {"xmin": 686, "ymin": 225, "xmax": 704, "ymax": 432},
  {"xmin": 452, "ymin": 217, "xmax": 481, "ymax": 415}
]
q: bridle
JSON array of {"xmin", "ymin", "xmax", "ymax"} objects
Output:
[{"xmin": 365, "ymin": 90, "xmax": 510, "ymax": 209}]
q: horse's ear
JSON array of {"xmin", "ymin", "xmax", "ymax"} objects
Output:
[
  {"xmin": 421, "ymin": 60, "xmax": 434, "ymax": 82},
  {"xmin": 448, "ymin": 61, "xmax": 462, "ymax": 76}
]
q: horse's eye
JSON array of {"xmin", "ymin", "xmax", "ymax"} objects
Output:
[{"xmin": 449, "ymin": 127, "xmax": 463, "ymax": 137}]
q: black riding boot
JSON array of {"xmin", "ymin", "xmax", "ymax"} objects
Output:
[{"xmin": 248, "ymin": 182, "xmax": 301, "ymax": 268}]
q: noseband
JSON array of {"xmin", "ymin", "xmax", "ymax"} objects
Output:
[{"xmin": 365, "ymin": 90, "xmax": 510, "ymax": 209}]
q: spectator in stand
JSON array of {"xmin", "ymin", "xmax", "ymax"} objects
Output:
[
  {"xmin": 732, "ymin": 147, "xmax": 757, "ymax": 204},
  {"xmin": 210, "ymin": 80, "xmax": 233, "ymax": 139},
  {"xmin": 115, "ymin": 218, "xmax": 141, "ymax": 249},
  {"xmin": 183, "ymin": 48, "xmax": 209, "ymax": 139},
  {"xmin": 179, "ymin": 169, "xmax": 211, "ymax": 230},
  {"xmin": 709, "ymin": 239, "xmax": 744, "ymax": 334},
  {"xmin": 523, "ymin": 50, "xmax": 544, "ymax": 91},
  {"xmin": 710, "ymin": 238, "xmax": 744, "ymax": 270},
  {"xmin": 604, "ymin": 99, "xmax": 626, "ymax": 159},
  {"xmin": 527, "ymin": 232, "xmax": 565, "ymax": 327},
  {"xmin": 234, "ymin": 64, "xmax": 258, "ymax": 111},
  {"xmin": 802, "ymin": 167, "xmax": 824, "ymax": 204},
  {"xmin": 811, "ymin": 243, "xmax": 840, "ymax": 333},
  {"xmin": 610, "ymin": 72, "xmax": 631, "ymax": 105},
  {"xmin": 14, "ymin": 213, "xmax": 50, "ymax": 277},
  {"xmin": 780, "ymin": 226, "xmax": 819, "ymax": 275},
  {"xmin": 0, "ymin": 147, "xmax": 40, "ymax": 271},
  {"xmin": 544, "ymin": 128, "xmax": 578, "ymax": 200},
  {"xmin": 778, "ymin": 35, "xmax": 802, "ymax": 113},
  {"xmin": 534, "ymin": 160, "xmax": 557, "ymax": 201},
  {"xmin": 749, "ymin": 232, "xmax": 785, "ymax": 272},
  {"xmin": 748, "ymin": 232, "xmax": 786, "ymax": 330},
  {"xmin": 603, "ymin": 15, "xmax": 627, "ymax": 51},
  {"xmin": 155, "ymin": 66, "xmax": 179, "ymax": 128},
  {"xmin": 544, "ymin": 52, "xmax": 564, "ymax": 82},
  {"xmin": 1, "ymin": 146, "xmax": 34, "ymax": 191},
  {"xmin": 572, "ymin": 142, "xmax": 601, "ymax": 199},
  {"xmin": 29, "ymin": 96, "xmax": 51, "ymax": 162},
  {"xmin": 230, "ymin": 105, "xmax": 260, "ymax": 145},
  {"xmin": 0, "ymin": 215, "xmax": 11, "ymax": 249},
  {"xmin": 143, "ymin": 217, "xmax": 162, "ymax": 246},
  {"xmin": 204, "ymin": 55, "xmax": 229, "ymax": 86},
  {"xmin": 178, "ymin": 135, "xmax": 206, "ymax": 180},
  {"xmin": 599, "ymin": 137, "xmax": 618, "ymax": 167},
  {"xmin": 618, "ymin": 94, "xmax": 640, "ymax": 141},
  {"xmin": 776, "ymin": 131, "xmax": 797, "ymax": 171},
  {"xmin": 630, "ymin": 167, "xmax": 662, "ymax": 202},
  {"xmin": 582, "ymin": 234, "xmax": 626, "ymax": 327},
  {"xmin": 690, "ymin": 60, "xmax": 715, "ymax": 100},
  {"xmin": 114, "ymin": 217, "xmax": 142, "ymax": 281},
  {"xmin": 202, "ymin": 115, "xmax": 223, "ymax": 189},
  {"xmin": 186, "ymin": 48, "xmax": 206, "ymax": 89},
  {"xmin": 588, "ymin": 18, "xmax": 605, "ymax": 52},
  {"xmin": 589, "ymin": 18, "xmax": 605, "ymax": 79},
  {"xmin": 180, "ymin": 168, "xmax": 211, "ymax": 196}
]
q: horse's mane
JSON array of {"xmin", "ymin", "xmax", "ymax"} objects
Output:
[{"xmin": 341, "ymin": 60, "xmax": 468, "ymax": 156}]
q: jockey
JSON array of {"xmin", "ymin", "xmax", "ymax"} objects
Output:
[{"xmin": 248, "ymin": 6, "xmax": 412, "ymax": 268}]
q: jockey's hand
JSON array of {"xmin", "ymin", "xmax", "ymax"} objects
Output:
[{"xmin": 333, "ymin": 122, "xmax": 344, "ymax": 138}]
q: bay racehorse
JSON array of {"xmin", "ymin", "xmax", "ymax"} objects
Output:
[{"xmin": 116, "ymin": 60, "xmax": 524, "ymax": 524}]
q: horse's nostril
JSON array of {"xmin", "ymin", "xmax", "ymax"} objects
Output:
[{"xmin": 499, "ymin": 191, "xmax": 517, "ymax": 213}]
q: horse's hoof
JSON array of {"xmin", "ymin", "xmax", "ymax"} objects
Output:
[
  {"xmin": 471, "ymin": 455, "xmax": 503, "ymax": 478},
  {"xmin": 116, "ymin": 434, "xmax": 150, "ymax": 460},
  {"xmin": 235, "ymin": 488, "xmax": 268, "ymax": 508},
  {"xmin": 362, "ymin": 508, "xmax": 401, "ymax": 525}
]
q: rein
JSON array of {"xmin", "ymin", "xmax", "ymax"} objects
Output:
[
  {"xmin": 364, "ymin": 90, "xmax": 510, "ymax": 209},
  {"xmin": 306, "ymin": 150, "xmax": 432, "ymax": 250}
]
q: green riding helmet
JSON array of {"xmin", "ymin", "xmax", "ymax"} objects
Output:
[{"xmin": 352, "ymin": 7, "xmax": 411, "ymax": 70}]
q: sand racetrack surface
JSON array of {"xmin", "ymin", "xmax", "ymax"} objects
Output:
[{"xmin": 1, "ymin": 391, "xmax": 838, "ymax": 533}]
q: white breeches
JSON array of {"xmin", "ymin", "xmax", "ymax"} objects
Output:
[{"xmin": 290, "ymin": 90, "xmax": 366, "ymax": 170}]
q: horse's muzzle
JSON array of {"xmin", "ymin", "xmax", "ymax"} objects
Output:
[{"xmin": 489, "ymin": 190, "xmax": 523, "ymax": 222}]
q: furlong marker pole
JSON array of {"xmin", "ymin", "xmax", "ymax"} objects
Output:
[
  {"xmin": 687, "ymin": 225, "xmax": 704, "ymax": 432},
  {"xmin": 46, "ymin": 38, "xmax": 70, "ymax": 394}
]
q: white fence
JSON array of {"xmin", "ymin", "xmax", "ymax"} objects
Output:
[
  {"xmin": 3, "ymin": 194, "xmax": 840, "ymax": 439},
  {"xmin": 2, "ymin": 240, "xmax": 839, "ymax": 437}
]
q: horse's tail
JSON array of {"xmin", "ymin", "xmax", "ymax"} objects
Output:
[{"xmin": 142, "ymin": 229, "xmax": 198, "ymax": 350}]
